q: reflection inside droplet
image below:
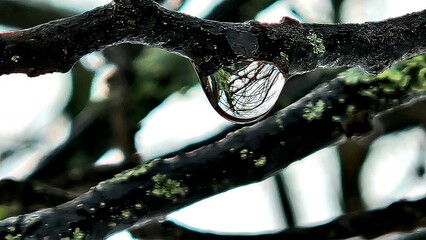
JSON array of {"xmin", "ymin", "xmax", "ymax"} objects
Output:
[{"xmin": 194, "ymin": 60, "xmax": 286, "ymax": 123}]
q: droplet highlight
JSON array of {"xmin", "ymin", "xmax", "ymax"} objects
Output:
[{"xmin": 195, "ymin": 60, "xmax": 286, "ymax": 123}]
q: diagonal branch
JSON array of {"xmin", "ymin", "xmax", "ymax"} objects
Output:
[
  {"xmin": 0, "ymin": 0, "xmax": 425, "ymax": 77},
  {"xmin": 0, "ymin": 52, "xmax": 425, "ymax": 239},
  {"xmin": 131, "ymin": 194, "xmax": 426, "ymax": 240}
]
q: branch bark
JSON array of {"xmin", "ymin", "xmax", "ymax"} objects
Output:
[
  {"xmin": 0, "ymin": 0, "xmax": 425, "ymax": 77},
  {"xmin": 131, "ymin": 194, "xmax": 426, "ymax": 240},
  {"xmin": 0, "ymin": 52, "xmax": 425, "ymax": 239}
]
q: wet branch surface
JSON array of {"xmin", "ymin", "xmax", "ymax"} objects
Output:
[
  {"xmin": 0, "ymin": 53, "xmax": 425, "ymax": 238},
  {"xmin": 0, "ymin": 0, "xmax": 425, "ymax": 77}
]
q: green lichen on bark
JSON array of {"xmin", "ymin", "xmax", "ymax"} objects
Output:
[
  {"xmin": 149, "ymin": 174, "xmax": 188, "ymax": 200},
  {"xmin": 339, "ymin": 54, "xmax": 426, "ymax": 98},
  {"xmin": 375, "ymin": 55, "xmax": 426, "ymax": 94},
  {"xmin": 346, "ymin": 105, "xmax": 356, "ymax": 116},
  {"xmin": 307, "ymin": 32, "xmax": 325, "ymax": 54},
  {"xmin": 339, "ymin": 68, "xmax": 374, "ymax": 85},
  {"xmin": 5, "ymin": 234, "xmax": 21, "ymax": 240},
  {"xmin": 303, "ymin": 100, "xmax": 326, "ymax": 121},
  {"xmin": 253, "ymin": 155, "xmax": 267, "ymax": 167},
  {"xmin": 10, "ymin": 55, "xmax": 20, "ymax": 63},
  {"xmin": 60, "ymin": 227, "xmax": 86, "ymax": 240},
  {"xmin": 240, "ymin": 148, "xmax": 254, "ymax": 160},
  {"xmin": 101, "ymin": 159, "xmax": 157, "ymax": 184}
]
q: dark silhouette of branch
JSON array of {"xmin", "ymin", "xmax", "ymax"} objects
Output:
[
  {"xmin": 130, "ymin": 194, "xmax": 426, "ymax": 240},
  {"xmin": 0, "ymin": 52, "xmax": 425, "ymax": 239},
  {"xmin": 0, "ymin": 0, "xmax": 424, "ymax": 77},
  {"xmin": 0, "ymin": 179, "xmax": 77, "ymax": 212},
  {"xmin": 28, "ymin": 104, "xmax": 114, "ymax": 184}
]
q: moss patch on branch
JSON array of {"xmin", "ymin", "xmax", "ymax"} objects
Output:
[{"xmin": 303, "ymin": 100, "xmax": 326, "ymax": 121}]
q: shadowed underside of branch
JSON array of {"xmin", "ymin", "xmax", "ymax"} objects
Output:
[
  {"xmin": 0, "ymin": 0, "xmax": 425, "ymax": 77},
  {"xmin": 0, "ymin": 50, "xmax": 425, "ymax": 239}
]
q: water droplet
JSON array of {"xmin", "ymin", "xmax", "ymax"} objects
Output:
[{"xmin": 194, "ymin": 60, "xmax": 286, "ymax": 123}]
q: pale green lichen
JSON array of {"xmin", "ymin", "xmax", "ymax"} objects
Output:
[
  {"xmin": 149, "ymin": 174, "xmax": 188, "ymax": 200},
  {"xmin": 275, "ymin": 117, "xmax": 284, "ymax": 130},
  {"xmin": 11, "ymin": 55, "xmax": 20, "ymax": 63},
  {"xmin": 307, "ymin": 32, "xmax": 325, "ymax": 54},
  {"xmin": 121, "ymin": 210, "xmax": 131, "ymax": 219},
  {"xmin": 72, "ymin": 228, "xmax": 85, "ymax": 240},
  {"xmin": 5, "ymin": 234, "xmax": 22, "ymax": 240},
  {"xmin": 376, "ymin": 55, "xmax": 426, "ymax": 94},
  {"xmin": 303, "ymin": 100, "xmax": 326, "ymax": 121},
  {"xmin": 60, "ymin": 227, "xmax": 86, "ymax": 239},
  {"xmin": 254, "ymin": 155, "xmax": 267, "ymax": 167},
  {"xmin": 339, "ymin": 54, "xmax": 426, "ymax": 98},
  {"xmin": 346, "ymin": 105, "xmax": 356, "ymax": 116},
  {"xmin": 135, "ymin": 203, "xmax": 143, "ymax": 210},
  {"xmin": 378, "ymin": 67, "xmax": 415, "ymax": 94},
  {"xmin": 339, "ymin": 68, "xmax": 374, "ymax": 85},
  {"xmin": 203, "ymin": 55, "xmax": 213, "ymax": 62},
  {"xmin": 332, "ymin": 116, "xmax": 342, "ymax": 122},
  {"xmin": 7, "ymin": 226, "xmax": 16, "ymax": 232},
  {"xmin": 279, "ymin": 52, "xmax": 289, "ymax": 62},
  {"xmin": 240, "ymin": 149, "xmax": 253, "ymax": 160},
  {"xmin": 359, "ymin": 86, "xmax": 379, "ymax": 97},
  {"xmin": 103, "ymin": 160, "xmax": 157, "ymax": 185}
]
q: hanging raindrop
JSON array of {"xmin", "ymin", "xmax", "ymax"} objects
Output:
[{"xmin": 194, "ymin": 60, "xmax": 286, "ymax": 123}]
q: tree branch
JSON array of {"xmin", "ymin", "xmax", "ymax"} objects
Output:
[
  {"xmin": 0, "ymin": 0, "xmax": 424, "ymax": 77},
  {"xmin": 131, "ymin": 194, "xmax": 426, "ymax": 240},
  {"xmin": 0, "ymin": 52, "xmax": 425, "ymax": 239},
  {"xmin": 0, "ymin": 179, "xmax": 77, "ymax": 212}
]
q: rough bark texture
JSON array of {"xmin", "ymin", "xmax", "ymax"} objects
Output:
[{"xmin": 0, "ymin": 0, "xmax": 425, "ymax": 77}]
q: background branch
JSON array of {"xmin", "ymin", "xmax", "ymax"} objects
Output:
[{"xmin": 131, "ymin": 194, "xmax": 426, "ymax": 240}]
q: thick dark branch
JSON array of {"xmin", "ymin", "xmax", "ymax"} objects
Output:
[
  {"xmin": 0, "ymin": 53, "xmax": 425, "ymax": 239},
  {"xmin": 0, "ymin": 0, "xmax": 425, "ymax": 76},
  {"xmin": 131, "ymin": 195, "xmax": 426, "ymax": 240}
]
